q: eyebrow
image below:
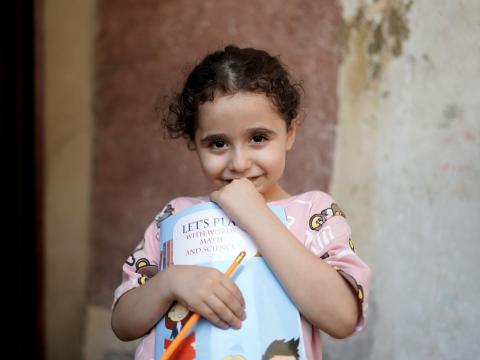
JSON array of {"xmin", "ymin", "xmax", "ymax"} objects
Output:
[
  {"xmin": 199, "ymin": 134, "xmax": 226, "ymax": 146},
  {"xmin": 199, "ymin": 127, "xmax": 277, "ymax": 145},
  {"xmin": 246, "ymin": 127, "xmax": 277, "ymax": 136}
]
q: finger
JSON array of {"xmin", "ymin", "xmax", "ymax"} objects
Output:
[
  {"xmin": 206, "ymin": 293, "xmax": 243, "ymax": 329},
  {"xmin": 216, "ymin": 280, "xmax": 246, "ymax": 320},
  {"xmin": 196, "ymin": 302, "xmax": 229, "ymax": 330},
  {"xmin": 220, "ymin": 276, "xmax": 246, "ymax": 308}
]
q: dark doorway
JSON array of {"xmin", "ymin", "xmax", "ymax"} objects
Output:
[{"xmin": 2, "ymin": 0, "xmax": 44, "ymax": 358}]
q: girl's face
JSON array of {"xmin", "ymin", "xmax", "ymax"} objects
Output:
[{"xmin": 194, "ymin": 91, "xmax": 298, "ymax": 202}]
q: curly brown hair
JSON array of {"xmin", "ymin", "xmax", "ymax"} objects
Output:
[{"xmin": 161, "ymin": 45, "xmax": 303, "ymax": 149}]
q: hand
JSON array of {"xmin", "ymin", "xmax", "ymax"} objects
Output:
[
  {"xmin": 210, "ymin": 178, "xmax": 269, "ymax": 230},
  {"xmin": 165, "ymin": 265, "xmax": 246, "ymax": 329}
]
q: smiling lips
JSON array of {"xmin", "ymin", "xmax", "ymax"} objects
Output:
[{"xmin": 224, "ymin": 175, "xmax": 261, "ymax": 183}]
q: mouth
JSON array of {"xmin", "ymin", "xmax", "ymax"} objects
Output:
[
  {"xmin": 247, "ymin": 176, "xmax": 260, "ymax": 182},
  {"xmin": 223, "ymin": 175, "xmax": 261, "ymax": 183}
]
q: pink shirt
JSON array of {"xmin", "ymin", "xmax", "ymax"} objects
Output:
[{"xmin": 113, "ymin": 191, "xmax": 371, "ymax": 360}]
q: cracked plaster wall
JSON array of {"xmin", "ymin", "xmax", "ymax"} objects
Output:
[{"xmin": 326, "ymin": 1, "xmax": 480, "ymax": 359}]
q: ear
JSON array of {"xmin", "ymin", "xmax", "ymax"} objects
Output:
[{"xmin": 286, "ymin": 117, "xmax": 300, "ymax": 151}]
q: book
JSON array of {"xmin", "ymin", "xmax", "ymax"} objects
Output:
[{"xmin": 154, "ymin": 201, "xmax": 306, "ymax": 359}]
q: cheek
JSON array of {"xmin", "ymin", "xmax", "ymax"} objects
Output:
[
  {"xmin": 198, "ymin": 153, "xmax": 224, "ymax": 176},
  {"xmin": 259, "ymin": 147, "xmax": 286, "ymax": 171}
]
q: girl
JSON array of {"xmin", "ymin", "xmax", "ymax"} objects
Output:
[{"xmin": 111, "ymin": 45, "xmax": 371, "ymax": 359}]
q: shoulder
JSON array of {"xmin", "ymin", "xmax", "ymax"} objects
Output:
[
  {"xmin": 290, "ymin": 190, "xmax": 348, "ymax": 227},
  {"xmin": 298, "ymin": 190, "xmax": 335, "ymax": 203},
  {"xmin": 288, "ymin": 190, "xmax": 337, "ymax": 210},
  {"xmin": 167, "ymin": 196, "xmax": 207, "ymax": 211},
  {"xmin": 273, "ymin": 190, "xmax": 337, "ymax": 214}
]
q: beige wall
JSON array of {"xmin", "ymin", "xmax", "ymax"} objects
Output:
[{"xmin": 43, "ymin": 0, "xmax": 95, "ymax": 358}]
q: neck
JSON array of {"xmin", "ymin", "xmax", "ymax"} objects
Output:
[{"xmin": 262, "ymin": 183, "xmax": 291, "ymax": 202}]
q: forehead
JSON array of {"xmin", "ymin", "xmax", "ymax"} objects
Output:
[{"xmin": 197, "ymin": 91, "xmax": 285, "ymax": 132}]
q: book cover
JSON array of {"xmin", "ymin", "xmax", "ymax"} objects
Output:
[{"xmin": 154, "ymin": 202, "xmax": 306, "ymax": 359}]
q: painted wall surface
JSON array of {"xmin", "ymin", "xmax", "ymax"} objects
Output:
[
  {"xmin": 43, "ymin": 0, "xmax": 95, "ymax": 359},
  {"xmin": 326, "ymin": 1, "xmax": 480, "ymax": 359}
]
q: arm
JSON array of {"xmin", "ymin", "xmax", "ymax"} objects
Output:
[
  {"xmin": 111, "ymin": 268, "xmax": 174, "ymax": 341},
  {"xmin": 211, "ymin": 179, "xmax": 360, "ymax": 339},
  {"xmin": 240, "ymin": 206, "xmax": 359, "ymax": 338},
  {"xmin": 112, "ymin": 263, "xmax": 246, "ymax": 341}
]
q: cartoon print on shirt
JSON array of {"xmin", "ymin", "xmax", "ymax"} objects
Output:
[
  {"xmin": 124, "ymin": 202, "xmax": 176, "ymax": 282},
  {"xmin": 309, "ymin": 203, "xmax": 346, "ymax": 231},
  {"xmin": 126, "ymin": 254, "xmax": 135, "ymax": 266},
  {"xmin": 155, "ymin": 203, "xmax": 175, "ymax": 228},
  {"xmin": 336, "ymin": 268, "xmax": 364, "ymax": 303},
  {"xmin": 135, "ymin": 257, "xmax": 158, "ymax": 285},
  {"xmin": 331, "ymin": 203, "xmax": 346, "ymax": 218},
  {"xmin": 262, "ymin": 338, "xmax": 300, "ymax": 360},
  {"xmin": 320, "ymin": 252, "xmax": 330, "ymax": 260},
  {"xmin": 349, "ymin": 238, "xmax": 355, "ymax": 252},
  {"xmin": 357, "ymin": 284, "xmax": 364, "ymax": 303},
  {"xmin": 223, "ymin": 356, "xmax": 246, "ymax": 360},
  {"xmin": 125, "ymin": 240, "xmax": 158, "ymax": 285},
  {"xmin": 124, "ymin": 238, "xmax": 146, "ymax": 267},
  {"xmin": 306, "ymin": 223, "xmax": 336, "ymax": 256}
]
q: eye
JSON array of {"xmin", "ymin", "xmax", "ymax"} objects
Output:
[
  {"xmin": 209, "ymin": 139, "xmax": 226, "ymax": 149},
  {"xmin": 251, "ymin": 134, "xmax": 267, "ymax": 144}
]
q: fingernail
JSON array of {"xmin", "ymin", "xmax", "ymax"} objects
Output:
[{"xmin": 242, "ymin": 311, "xmax": 247, "ymax": 320}]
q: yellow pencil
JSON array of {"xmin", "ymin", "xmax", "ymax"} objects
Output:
[{"xmin": 160, "ymin": 251, "xmax": 247, "ymax": 360}]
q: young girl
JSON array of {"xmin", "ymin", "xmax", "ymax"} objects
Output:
[{"xmin": 111, "ymin": 45, "xmax": 371, "ymax": 359}]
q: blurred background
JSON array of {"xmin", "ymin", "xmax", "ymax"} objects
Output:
[{"xmin": 10, "ymin": 0, "xmax": 479, "ymax": 359}]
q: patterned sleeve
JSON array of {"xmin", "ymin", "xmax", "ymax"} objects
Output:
[
  {"xmin": 306, "ymin": 192, "xmax": 371, "ymax": 332},
  {"xmin": 112, "ymin": 201, "xmax": 175, "ymax": 308}
]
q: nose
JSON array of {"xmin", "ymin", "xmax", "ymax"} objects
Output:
[{"xmin": 229, "ymin": 147, "xmax": 251, "ymax": 174}]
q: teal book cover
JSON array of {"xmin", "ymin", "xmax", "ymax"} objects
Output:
[{"xmin": 154, "ymin": 202, "xmax": 306, "ymax": 360}]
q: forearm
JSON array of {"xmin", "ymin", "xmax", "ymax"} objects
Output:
[
  {"xmin": 245, "ymin": 207, "xmax": 358, "ymax": 338},
  {"xmin": 111, "ymin": 269, "xmax": 174, "ymax": 341}
]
